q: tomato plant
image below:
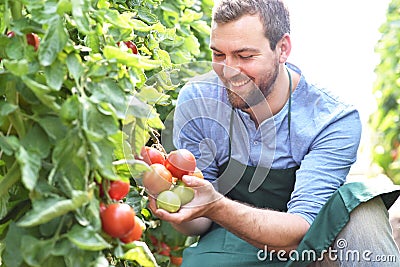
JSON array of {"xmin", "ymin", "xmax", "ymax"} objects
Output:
[
  {"xmin": 0, "ymin": 0, "xmax": 212, "ymax": 266},
  {"xmin": 370, "ymin": 0, "xmax": 400, "ymax": 184}
]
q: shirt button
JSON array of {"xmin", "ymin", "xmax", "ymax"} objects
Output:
[{"xmin": 253, "ymin": 141, "xmax": 259, "ymax": 145}]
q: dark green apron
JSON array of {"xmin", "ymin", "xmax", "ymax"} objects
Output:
[{"xmin": 181, "ymin": 69, "xmax": 400, "ymax": 266}]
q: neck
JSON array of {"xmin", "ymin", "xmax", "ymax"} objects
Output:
[{"xmin": 243, "ymin": 65, "xmax": 294, "ymax": 128}]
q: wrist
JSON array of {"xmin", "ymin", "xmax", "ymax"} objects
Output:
[{"xmin": 205, "ymin": 192, "xmax": 226, "ymax": 220}]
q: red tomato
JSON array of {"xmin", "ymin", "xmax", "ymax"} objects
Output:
[
  {"xmin": 120, "ymin": 216, "xmax": 143, "ymax": 243},
  {"xmin": 165, "ymin": 149, "xmax": 196, "ymax": 180},
  {"xmin": 140, "ymin": 146, "xmax": 165, "ymax": 165},
  {"xmin": 26, "ymin": 33, "xmax": 39, "ymax": 51},
  {"xmin": 100, "ymin": 203, "xmax": 135, "ymax": 238},
  {"xmin": 170, "ymin": 256, "xmax": 183, "ymax": 266},
  {"xmin": 142, "ymin": 163, "xmax": 172, "ymax": 195},
  {"xmin": 159, "ymin": 242, "xmax": 171, "ymax": 256},
  {"xmin": 117, "ymin": 41, "xmax": 138, "ymax": 54},
  {"xmin": 6, "ymin": 32, "xmax": 15, "ymax": 38},
  {"xmin": 108, "ymin": 180, "xmax": 130, "ymax": 200},
  {"xmin": 6, "ymin": 32, "xmax": 39, "ymax": 51},
  {"xmin": 124, "ymin": 41, "xmax": 138, "ymax": 54}
]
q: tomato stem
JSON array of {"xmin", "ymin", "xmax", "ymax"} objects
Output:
[{"xmin": 5, "ymin": 80, "xmax": 26, "ymax": 137}]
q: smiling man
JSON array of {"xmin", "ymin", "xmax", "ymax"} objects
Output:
[{"xmin": 148, "ymin": 0, "xmax": 400, "ymax": 266}]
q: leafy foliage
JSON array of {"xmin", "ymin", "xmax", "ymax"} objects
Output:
[
  {"xmin": 0, "ymin": 0, "xmax": 212, "ymax": 266},
  {"xmin": 370, "ymin": 0, "xmax": 400, "ymax": 184}
]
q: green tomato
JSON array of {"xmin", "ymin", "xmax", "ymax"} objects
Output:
[
  {"xmin": 171, "ymin": 182, "xmax": 194, "ymax": 205},
  {"xmin": 156, "ymin": 190, "xmax": 181, "ymax": 213}
]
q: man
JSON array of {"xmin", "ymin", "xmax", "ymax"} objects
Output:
[{"xmin": 148, "ymin": 0, "xmax": 400, "ymax": 265}]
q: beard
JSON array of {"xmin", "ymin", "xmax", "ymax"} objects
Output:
[{"xmin": 226, "ymin": 61, "xmax": 279, "ymax": 109}]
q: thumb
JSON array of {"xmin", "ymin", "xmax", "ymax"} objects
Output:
[{"xmin": 182, "ymin": 175, "xmax": 208, "ymax": 188}]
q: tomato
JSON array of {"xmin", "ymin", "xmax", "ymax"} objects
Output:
[
  {"xmin": 6, "ymin": 32, "xmax": 39, "ymax": 51},
  {"xmin": 165, "ymin": 149, "xmax": 196, "ymax": 180},
  {"xmin": 26, "ymin": 33, "xmax": 39, "ymax": 51},
  {"xmin": 124, "ymin": 41, "xmax": 138, "ymax": 54},
  {"xmin": 170, "ymin": 256, "xmax": 183, "ymax": 266},
  {"xmin": 159, "ymin": 242, "xmax": 171, "ymax": 256},
  {"xmin": 156, "ymin": 190, "xmax": 181, "ymax": 213},
  {"xmin": 108, "ymin": 180, "xmax": 130, "ymax": 200},
  {"xmin": 142, "ymin": 163, "xmax": 173, "ymax": 196},
  {"xmin": 100, "ymin": 203, "xmax": 136, "ymax": 238},
  {"xmin": 120, "ymin": 216, "xmax": 144, "ymax": 243},
  {"xmin": 140, "ymin": 146, "xmax": 165, "ymax": 165},
  {"xmin": 189, "ymin": 167, "xmax": 204, "ymax": 179},
  {"xmin": 171, "ymin": 182, "xmax": 194, "ymax": 205},
  {"xmin": 117, "ymin": 41, "xmax": 138, "ymax": 54}
]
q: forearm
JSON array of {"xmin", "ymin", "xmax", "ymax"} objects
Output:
[
  {"xmin": 207, "ymin": 197, "xmax": 310, "ymax": 250},
  {"xmin": 170, "ymin": 217, "xmax": 212, "ymax": 236}
]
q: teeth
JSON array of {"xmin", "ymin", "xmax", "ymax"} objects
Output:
[{"xmin": 230, "ymin": 79, "xmax": 251, "ymax": 87}]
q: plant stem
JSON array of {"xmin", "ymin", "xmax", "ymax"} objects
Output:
[
  {"xmin": 0, "ymin": 162, "xmax": 20, "ymax": 196},
  {"xmin": 9, "ymin": 0, "xmax": 23, "ymax": 20}
]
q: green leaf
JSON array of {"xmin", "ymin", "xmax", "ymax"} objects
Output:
[
  {"xmin": 34, "ymin": 115, "xmax": 67, "ymax": 141},
  {"xmin": 66, "ymin": 225, "xmax": 111, "ymax": 251},
  {"xmin": 137, "ymin": 6, "xmax": 159, "ymax": 25},
  {"xmin": 21, "ymin": 76, "xmax": 60, "ymax": 111},
  {"xmin": 103, "ymin": 46, "xmax": 162, "ymax": 71},
  {"xmin": 3, "ymin": 59, "xmax": 29, "ymax": 76},
  {"xmin": 88, "ymin": 79, "xmax": 127, "ymax": 119},
  {"xmin": 21, "ymin": 123, "xmax": 51, "ymax": 158},
  {"xmin": 125, "ymin": 95, "xmax": 158, "ymax": 119},
  {"xmin": 0, "ymin": 101, "xmax": 18, "ymax": 116},
  {"xmin": 66, "ymin": 53, "xmax": 85, "ymax": 82},
  {"xmin": 21, "ymin": 235, "xmax": 54, "ymax": 266},
  {"xmin": 38, "ymin": 17, "xmax": 69, "ymax": 66},
  {"xmin": 71, "ymin": 0, "xmax": 91, "ymax": 34},
  {"xmin": 3, "ymin": 223, "xmax": 26, "ymax": 267},
  {"xmin": 60, "ymin": 94, "xmax": 80, "ymax": 123},
  {"xmin": 16, "ymin": 147, "xmax": 41, "ymax": 191},
  {"xmin": 82, "ymin": 100, "xmax": 119, "ymax": 141},
  {"xmin": 17, "ymin": 190, "xmax": 90, "ymax": 227},
  {"xmin": 122, "ymin": 241, "xmax": 158, "ymax": 267},
  {"xmin": 191, "ymin": 20, "xmax": 211, "ymax": 35},
  {"xmin": 44, "ymin": 58, "xmax": 67, "ymax": 90},
  {"xmin": 0, "ymin": 135, "xmax": 20, "ymax": 155},
  {"xmin": 52, "ymin": 128, "xmax": 89, "ymax": 190}
]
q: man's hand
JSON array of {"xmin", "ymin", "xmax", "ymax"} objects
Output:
[{"xmin": 148, "ymin": 175, "xmax": 223, "ymax": 224}]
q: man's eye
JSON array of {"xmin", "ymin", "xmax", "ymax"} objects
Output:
[
  {"xmin": 213, "ymin": 53, "xmax": 225, "ymax": 58},
  {"xmin": 240, "ymin": 55, "xmax": 253, "ymax": 59}
]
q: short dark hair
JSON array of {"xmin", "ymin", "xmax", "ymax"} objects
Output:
[{"xmin": 212, "ymin": 0, "xmax": 290, "ymax": 50}]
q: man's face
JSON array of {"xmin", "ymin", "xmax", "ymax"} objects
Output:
[{"xmin": 210, "ymin": 15, "xmax": 280, "ymax": 109}]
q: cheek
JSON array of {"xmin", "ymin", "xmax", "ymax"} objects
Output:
[{"xmin": 212, "ymin": 62, "xmax": 224, "ymax": 77}]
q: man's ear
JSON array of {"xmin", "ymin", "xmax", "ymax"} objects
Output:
[{"xmin": 278, "ymin": 33, "xmax": 291, "ymax": 63}]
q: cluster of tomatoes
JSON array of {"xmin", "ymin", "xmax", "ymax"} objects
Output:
[
  {"xmin": 148, "ymin": 235, "xmax": 183, "ymax": 266},
  {"xmin": 98, "ymin": 178, "xmax": 144, "ymax": 244},
  {"xmin": 140, "ymin": 146, "xmax": 203, "ymax": 213}
]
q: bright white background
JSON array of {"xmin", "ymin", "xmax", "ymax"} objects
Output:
[{"xmin": 285, "ymin": 0, "xmax": 391, "ymax": 175}]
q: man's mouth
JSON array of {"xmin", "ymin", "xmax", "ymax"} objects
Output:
[{"xmin": 229, "ymin": 78, "xmax": 252, "ymax": 87}]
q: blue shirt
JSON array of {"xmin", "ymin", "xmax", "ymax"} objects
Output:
[{"xmin": 173, "ymin": 63, "xmax": 362, "ymax": 224}]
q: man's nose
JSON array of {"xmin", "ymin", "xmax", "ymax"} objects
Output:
[{"xmin": 223, "ymin": 58, "xmax": 240, "ymax": 79}]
